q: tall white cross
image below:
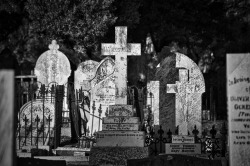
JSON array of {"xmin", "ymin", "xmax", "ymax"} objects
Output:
[
  {"xmin": 101, "ymin": 26, "xmax": 141, "ymax": 104},
  {"xmin": 166, "ymin": 69, "xmax": 196, "ymax": 135}
]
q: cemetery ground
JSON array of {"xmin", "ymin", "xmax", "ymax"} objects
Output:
[{"xmin": 2, "ymin": 28, "xmax": 236, "ymax": 166}]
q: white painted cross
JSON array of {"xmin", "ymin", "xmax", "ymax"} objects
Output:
[
  {"xmin": 101, "ymin": 26, "xmax": 141, "ymax": 104},
  {"xmin": 166, "ymin": 69, "xmax": 196, "ymax": 135}
]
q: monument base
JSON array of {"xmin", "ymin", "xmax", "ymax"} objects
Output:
[{"xmin": 89, "ymin": 146, "xmax": 149, "ymax": 166}]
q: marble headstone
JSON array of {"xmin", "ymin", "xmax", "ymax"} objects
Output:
[
  {"xmin": 0, "ymin": 70, "xmax": 14, "ymax": 166},
  {"xmin": 35, "ymin": 40, "xmax": 71, "ymax": 85},
  {"xmin": 156, "ymin": 52, "xmax": 205, "ymax": 135},
  {"xmin": 88, "ymin": 58, "xmax": 116, "ymax": 135},
  {"xmin": 227, "ymin": 53, "xmax": 250, "ymax": 166}
]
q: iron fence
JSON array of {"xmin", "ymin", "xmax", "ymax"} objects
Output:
[
  {"xmin": 144, "ymin": 122, "xmax": 228, "ymax": 159},
  {"xmin": 16, "ymin": 81, "xmax": 67, "ymax": 149}
]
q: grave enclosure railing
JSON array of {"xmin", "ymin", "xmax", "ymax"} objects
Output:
[
  {"xmin": 144, "ymin": 123, "xmax": 228, "ymax": 159},
  {"xmin": 16, "ymin": 81, "xmax": 60, "ymax": 149}
]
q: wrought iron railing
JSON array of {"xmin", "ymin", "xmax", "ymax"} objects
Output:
[{"xmin": 144, "ymin": 123, "xmax": 228, "ymax": 159}]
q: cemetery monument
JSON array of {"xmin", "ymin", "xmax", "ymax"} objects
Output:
[
  {"xmin": 155, "ymin": 52, "xmax": 205, "ymax": 135},
  {"xmin": 89, "ymin": 26, "xmax": 149, "ymax": 166},
  {"xmin": 17, "ymin": 40, "xmax": 72, "ymax": 148},
  {"xmin": 227, "ymin": 53, "xmax": 250, "ymax": 166}
]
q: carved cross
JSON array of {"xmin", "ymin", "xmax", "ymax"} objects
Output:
[
  {"xmin": 166, "ymin": 69, "xmax": 196, "ymax": 135},
  {"xmin": 101, "ymin": 26, "xmax": 141, "ymax": 104},
  {"xmin": 49, "ymin": 40, "xmax": 59, "ymax": 54}
]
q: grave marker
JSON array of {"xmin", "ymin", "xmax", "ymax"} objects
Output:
[
  {"xmin": 227, "ymin": 53, "xmax": 250, "ymax": 166},
  {"xmin": 90, "ymin": 26, "xmax": 148, "ymax": 166},
  {"xmin": 88, "ymin": 58, "xmax": 116, "ymax": 134},
  {"xmin": 161, "ymin": 52, "xmax": 205, "ymax": 135},
  {"xmin": 101, "ymin": 26, "xmax": 141, "ymax": 104},
  {"xmin": 35, "ymin": 40, "xmax": 71, "ymax": 85},
  {"xmin": 0, "ymin": 70, "xmax": 14, "ymax": 166}
]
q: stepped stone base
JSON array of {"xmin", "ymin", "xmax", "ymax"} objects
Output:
[{"xmin": 89, "ymin": 146, "xmax": 149, "ymax": 166}]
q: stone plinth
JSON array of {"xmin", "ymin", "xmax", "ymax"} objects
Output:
[{"xmin": 89, "ymin": 146, "xmax": 149, "ymax": 166}]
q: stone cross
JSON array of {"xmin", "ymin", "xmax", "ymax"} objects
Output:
[
  {"xmin": 101, "ymin": 26, "xmax": 141, "ymax": 104},
  {"xmin": 166, "ymin": 69, "xmax": 196, "ymax": 135},
  {"xmin": 49, "ymin": 40, "xmax": 59, "ymax": 54}
]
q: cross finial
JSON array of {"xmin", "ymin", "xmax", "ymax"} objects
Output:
[{"xmin": 49, "ymin": 40, "xmax": 59, "ymax": 54}]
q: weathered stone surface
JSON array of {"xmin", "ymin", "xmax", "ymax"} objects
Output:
[
  {"xmin": 227, "ymin": 53, "xmax": 250, "ymax": 166},
  {"xmin": 74, "ymin": 60, "xmax": 99, "ymax": 90},
  {"xmin": 88, "ymin": 57, "xmax": 116, "ymax": 135},
  {"xmin": 155, "ymin": 52, "xmax": 205, "ymax": 135},
  {"xmin": 147, "ymin": 81, "xmax": 160, "ymax": 125},
  {"xmin": 102, "ymin": 123, "xmax": 140, "ymax": 131},
  {"xmin": 96, "ymin": 131, "xmax": 145, "ymax": 147},
  {"xmin": 108, "ymin": 105, "xmax": 133, "ymax": 116},
  {"xmin": 0, "ymin": 70, "xmax": 14, "ymax": 166},
  {"xmin": 102, "ymin": 26, "xmax": 141, "ymax": 105},
  {"xmin": 103, "ymin": 117, "xmax": 140, "ymax": 124},
  {"xmin": 34, "ymin": 40, "xmax": 71, "ymax": 85},
  {"xmin": 89, "ymin": 146, "xmax": 149, "ymax": 166}
]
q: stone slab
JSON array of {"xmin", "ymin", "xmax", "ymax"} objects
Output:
[
  {"xmin": 55, "ymin": 147, "xmax": 90, "ymax": 156},
  {"xmin": 34, "ymin": 156, "xmax": 89, "ymax": 162},
  {"xmin": 17, "ymin": 152, "xmax": 32, "ymax": 158},
  {"xmin": 0, "ymin": 70, "xmax": 14, "ymax": 166},
  {"xmin": 171, "ymin": 135, "xmax": 195, "ymax": 144},
  {"xmin": 165, "ymin": 144, "xmax": 201, "ymax": 154},
  {"xmin": 103, "ymin": 117, "xmax": 140, "ymax": 124},
  {"xmin": 21, "ymin": 145, "xmax": 50, "ymax": 153},
  {"xmin": 227, "ymin": 53, "xmax": 250, "ymax": 166},
  {"xmin": 89, "ymin": 146, "xmax": 149, "ymax": 166},
  {"xmin": 102, "ymin": 123, "xmax": 140, "ymax": 131},
  {"xmin": 109, "ymin": 105, "xmax": 133, "ymax": 116},
  {"xmin": 96, "ymin": 131, "xmax": 145, "ymax": 147}
]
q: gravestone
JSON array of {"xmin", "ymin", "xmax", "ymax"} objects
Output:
[
  {"xmin": 32, "ymin": 40, "xmax": 71, "ymax": 145},
  {"xmin": 90, "ymin": 27, "xmax": 149, "ymax": 166},
  {"xmin": 35, "ymin": 40, "xmax": 71, "ymax": 86},
  {"xmin": 147, "ymin": 81, "xmax": 160, "ymax": 125},
  {"xmin": 89, "ymin": 57, "xmax": 116, "ymax": 135},
  {"xmin": 17, "ymin": 101, "xmax": 55, "ymax": 148},
  {"xmin": 227, "ymin": 53, "xmax": 250, "ymax": 166},
  {"xmin": 74, "ymin": 60, "xmax": 99, "ymax": 134},
  {"xmin": 156, "ymin": 52, "xmax": 205, "ymax": 135},
  {"xmin": 0, "ymin": 70, "xmax": 14, "ymax": 166}
]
